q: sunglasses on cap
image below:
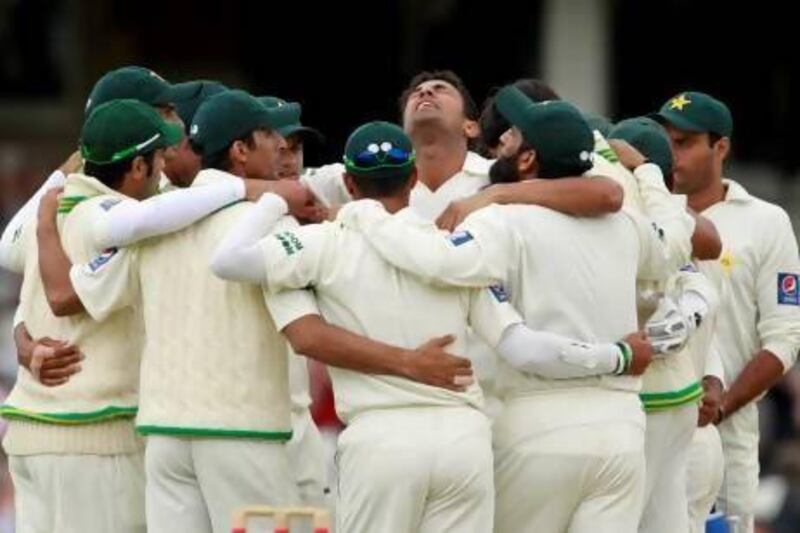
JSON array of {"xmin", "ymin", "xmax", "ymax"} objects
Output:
[{"xmin": 346, "ymin": 142, "xmax": 415, "ymax": 170}]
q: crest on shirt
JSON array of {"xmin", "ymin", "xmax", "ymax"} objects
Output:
[
  {"xmin": 489, "ymin": 284, "xmax": 509, "ymax": 303},
  {"xmin": 85, "ymin": 247, "xmax": 118, "ymax": 274},
  {"xmin": 778, "ymin": 273, "xmax": 799, "ymax": 306},
  {"xmin": 448, "ymin": 230, "xmax": 474, "ymax": 247}
]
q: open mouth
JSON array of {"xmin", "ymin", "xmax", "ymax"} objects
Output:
[{"xmin": 415, "ymin": 100, "xmax": 440, "ymax": 112}]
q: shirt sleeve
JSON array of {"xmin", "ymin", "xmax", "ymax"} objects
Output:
[
  {"xmin": 260, "ymin": 223, "xmax": 329, "ymax": 294},
  {"xmin": 634, "ymin": 163, "xmax": 695, "ymax": 271},
  {"xmin": 300, "ymin": 163, "xmax": 353, "ymax": 208},
  {"xmin": 0, "ymin": 170, "xmax": 66, "ymax": 273},
  {"xmin": 91, "ymin": 179, "xmax": 246, "ymax": 250},
  {"xmin": 265, "ymin": 289, "xmax": 321, "ymax": 332},
  {"xmin": 467, "ymin": 286, "xmax": 524, "ymax": 348},
  {"xmin": 210, "ymin": 194, "xmax": 290, "ymax": 284},
  {"xmin": 70, "ymin": 247, "xmax": 140, "ymax": 321},
  {"xmin": 756, "ymin": 207, "xmax": 800, "ymax": 371},
  {"xmin": 338, "ymin": 200, "xmax": 515, "ymax": 288}
]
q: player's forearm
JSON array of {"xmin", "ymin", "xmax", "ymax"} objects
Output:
[
  {"xmin": 487, "ymin": 176, "xmax": 623, "ymax": 216},
  {"xmin": 210, "ymin": 193, "xmax": 288, "ymax": 284},
  {"xmin": 36, "ymin": 217, "xmax": 84, "ymax": 316},
  {"xmin": 95, "ymin": 180, "xmax": 246, "ymax": 249},
  {"xmin": 282, "ymin": 314, "xmax": 412, "ymax": 377},
  {"xmin": 496, "ymin": 323, "xmax": 626, "ymax": 378},
  {"xmin": 720, "ymin": 349, "xmax": 784, "ymax": 420}
]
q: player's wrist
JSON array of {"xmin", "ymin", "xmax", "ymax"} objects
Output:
[{"xmin": 614, "ymin": 341, "xmax": 633, "ymax": 375}]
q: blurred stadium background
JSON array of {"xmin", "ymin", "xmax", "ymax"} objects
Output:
[{"xmin": 1, "ymin": 1, "xmax": 799, "ymax": 531}]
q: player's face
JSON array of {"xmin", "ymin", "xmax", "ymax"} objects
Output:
[
  {"xmin": 137, "ymin": 149, "xmax": 166, "ymax": 199},
  {"xmin": 164, "ymin": 136, "xmax": 201, "ymax": 188},
  {"xmin": 665, "ymin": 125, "xmax": 717, "ymax": 195},
  {"xmin": 403, "ymin": 79, "xmax": 470, "ymax": 135},
  {"xmin": 243, "ymin": 129, "xmax": 283, "ymax": 180},
  {"xmin": 278, "ymin": 135, "xmax": 304, "ymax": 180},
  {"xmin": 157, "ymin": 106, "xmax": 186, "ymax": 166}
]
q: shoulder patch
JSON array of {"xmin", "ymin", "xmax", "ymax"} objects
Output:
[
  {"xmin": 680, "ymin": 263, "xmax": 698, "ymax": 273},
  {"xmin": 778, "ymin": 273, "xmax": 799, "ymax": 305},
  {"xmin": 85, "ymin": 248, "xmax": 118, "ymax": 274},
  {"xmin": 448, "ymin": 230, "xmax": 474, "ymax": 247},
  {"xmin": 275, "ymin": 231, "xmax": 304, "ymax": 256},
  {"xmin": 488, "ymin": 284, "xmax": 510, "ymax": 303},
  {"xmin": 99, "ymin": 198, "xmax": 122, "ymax": 211}
]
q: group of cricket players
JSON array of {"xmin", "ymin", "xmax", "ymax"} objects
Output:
[{"xmin": 0, "ymin": 64, "xmax": 798, "ymax": 533}]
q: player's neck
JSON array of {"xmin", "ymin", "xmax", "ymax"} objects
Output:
[
  {"xmin": 377, "ymin": 195, "xmax": 408, "ymax": 214},
  {"xmin": 687, "ymin": 178, "xmax": 726, "ymax": 213},
  {"xmin": 413, "ymin": 135, "xmax": 468, "ymax": 192}
]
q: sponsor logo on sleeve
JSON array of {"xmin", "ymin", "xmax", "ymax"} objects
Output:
[
  {"xmin": 778, "ymin": 273, "xmax": 799, "ymax": 305},
  {"xmin": 448, "ymin": 230, "xmax": 474, "ymax": 247},
  {"xmin": 85, "ymin": 248, "xmax": 119, "ymax": 273},
  {"xmin": 489, "ymin": 284, "xmax": 510, "ymax": 303}
]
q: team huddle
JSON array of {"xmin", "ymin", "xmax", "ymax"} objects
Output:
[{"xmin": 0, "ymin": 65, "xmax": 798, "ymax": 533}]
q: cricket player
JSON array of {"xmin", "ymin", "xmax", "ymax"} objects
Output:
[
  {"xmin": 0, "ymin": 100, "xmax": 185, "ymax": 533},
  {"xmin": 259, "ymin": 94, "xmax": 330, "ymax": 506},
  {"xmin": 338, "ymin": 89, "xmax": 673, "ymax": 532},
  {"xmin": 609, "ymin": 116, "xmax": 728, "ymax": 533},
  {"xmin": 258, "ymin": 95, "xmax": 323, "ymax": 181},
  {"xmin": 210, "ymin": 120, "xmax": 654, "ymax": 533},
  {"xmin": 653, "ymin": 91, "xmax": 800, "ymax": 533},
  {"xmin": 301, "ymin": 71, "xmax": 628, "ymax": 419}
]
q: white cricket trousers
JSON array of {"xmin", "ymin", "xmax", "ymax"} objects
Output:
[
  {"xmin": 639, "ymin": 404, "xmax": 696, "ymax": 533},
  {"xmin": 336, "ymin": 406, "xmax": 494, "ymax": 533},
  {"xmin": 717, "ymin": 403, "xmax": 759, "ymax": 533},
  {"xmin": 286, "ymin": 407, "xmax": 328, "ymax": 506},
  {"xmin": 686, "ymin": 424, "xmax": 724, "ymax": 533},
  {"xmin": 10, "ymin": 452, "xmax": 145, "ymax": 533},
  {"xmin": 493, "ymin": 388, "xmax": 646, "ymax": 533},
  {"xmin": 145, "ymin": 435, "xmax": 298, "ymax": 533}
]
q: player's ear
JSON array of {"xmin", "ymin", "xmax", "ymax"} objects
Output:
[
  {"xmin": 229, "ymin": 139, "xmax": 249, "ymax": 167},
  {"xmin": 715, "ymin": 136, "xmax": 731, "ymax": 161},
  {"xmin": 518, "ymin": 148, "xmax": 537, "ymax": 174},
  {"xmin": 407, "ymin": 167, "xmax": 418, "ymax": 190},
  {"xmin": 130, "ymin": 154, "xmax": 148, "ymax": 179},
  {"xmin": 343, "ymin": 173, "xmax": 360, "ymax": 199},
  {"xmin": 463, "ymin": 119, "xmax": 479, "ymax": 141}
]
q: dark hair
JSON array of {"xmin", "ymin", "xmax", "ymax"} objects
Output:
[
  {"xmin": 479, "ymin": 78, "xmax": 562, "ymax": 153},
  {"xmin": 398, "ymin": 70, "xmax": 479, "ymax": 121},
  {"xmin": 84, "ymin": 150, "xmax": 156, "ymax": 190},
  {"xmin": 193, "ymin": 130, "xmax": 259, "ymax": 172},
  {"xmin": 348, "ymin": 172, "xmax": 412, "ymax": 198}
]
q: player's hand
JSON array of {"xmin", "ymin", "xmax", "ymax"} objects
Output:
[
  {"xmin": 37, "ymin": 187, "xmax": 63, "ymax": 228},
  {"xmin": 403, "ymin": 334, "xmax": 474, "ymax": 392},
  {"xmin": 698, "ymin": 376, "xmax": 724, "ymax": 427},
  {"xmin": 22, "ymin": 337, "xmax": 83, "ymax": 387},
  {"xmin": 436, "ymin": 190, "xmax": 495, "ymax": 232},
  {"xmin": 58, "ymin": 150, "xmax": 83, "ymax": 175},
  {"xmin": 622, "ymin": 331, "xmax": 652, "ymax": 376},
  {"xmin": 607, "ymin": 139, "xmax": 647, "ymax": 171}
]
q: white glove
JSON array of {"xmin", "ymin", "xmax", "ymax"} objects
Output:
[{"xmin": 645, "ymin": 295, "xmax": 703, "ymax": 356}]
